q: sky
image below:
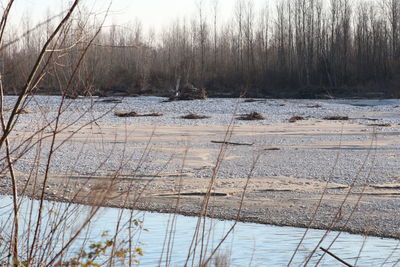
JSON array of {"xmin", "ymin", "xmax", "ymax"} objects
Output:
[{"xmin": 8, "ymin": 0, "xmax": 269, "ymax": 31}]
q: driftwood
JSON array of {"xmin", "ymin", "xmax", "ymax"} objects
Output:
[
  {"xmin": 211, "ymin": 140, "xmax": 254, "ymax": 146},
  {"xmin": 260, "ymin": 188, "xmax": 292, "ymax": 192},
  {"xmin": 264, "ymin": 147, "xmax": 280, "ymax": 151},
  {"xmin": 158, "ymin": 192, "xmax": 229, "ymax": 197},
  {"xmin": 323, "ymin": 115, "xmax": 349, "ymax": 121},
  {"xmin": 367, "ymin": 123, "xmax": 391, "ymax": 127},
  {"xmin": 352, "ymin": 117, "xmax": 379, "ymax": 121},
  {"xmin": 114, "ymin": 111, "xmax": 163, "ymax": 117},
  {"xmin": 371, "ymin": 184, "xmax": 400, "ymax": 190},
  {"xmin": 306, "ymin": 104, "xmax": 322, "ymax": 108},
  {"xmin": 243, "ymin": 98, "xmax": 258, "ymax": 103}
]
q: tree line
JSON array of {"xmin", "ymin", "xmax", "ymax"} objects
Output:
[{"xmin": 2, "ymin": 0, "xmax": 400, "ymax": 98}]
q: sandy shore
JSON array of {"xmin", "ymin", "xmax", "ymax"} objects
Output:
[{"xmin": 2, "ymin": 96, "xmax": 400, "ymax": 239}]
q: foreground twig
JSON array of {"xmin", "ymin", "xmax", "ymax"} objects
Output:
[{"xmin": 319, "ymin": 247, "xmax": 354, "ymax": 267}]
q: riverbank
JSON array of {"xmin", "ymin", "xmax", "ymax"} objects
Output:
[
  {"xmin": 5, "ymin": 84, "xmax": 398, "ymax": 99},
  {"xmin": 2, "ymin": 96, "xmax": 400, "ymax": 239}
]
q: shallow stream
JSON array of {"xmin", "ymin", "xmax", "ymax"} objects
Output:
[{"xmin": 0, "ymin": 196, "xmax": 399, "ymax": 266}]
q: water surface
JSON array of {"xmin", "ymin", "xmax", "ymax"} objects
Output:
[{"xmin": 0, "ymin": 196, "xmax": 399, "ymax": 266}]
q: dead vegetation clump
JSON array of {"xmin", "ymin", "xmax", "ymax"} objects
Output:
[
  {"xmin": 323, "ymin": 115, "xmax": 349, "ymax": 121},
  {"xmin": 237, "ymin": 112, "xmax": 265, "ymax": 121},
  {"xmin": 64, "ymin": 91, "xmax": 79, "ymax": 99},
  {"xmin": 169, "ymin": 83, "xmax": 207, "ymax": 101},
  {"xmin": 289, "ymin": 116, "xmax": 305, "ymax": 123},
  {"xmin": 114, "ymin": 111, "xmax": 163, "ymax": 117},
  {"xmin": 181, "ymin": 113, "xmax": 210, "ymax": 120}
]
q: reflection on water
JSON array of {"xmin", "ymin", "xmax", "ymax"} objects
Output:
[{"xmin": 0, "ymin": 195, "xmax": 399, "ymax": 266}]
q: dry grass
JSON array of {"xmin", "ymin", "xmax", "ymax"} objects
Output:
[
  {"xmin": 0, "ymin": 2, "xmax": 248, "ymax": 265},
  {"xmin": 205, "ymin": 253, "xmax": 230, "ymax": 267}
]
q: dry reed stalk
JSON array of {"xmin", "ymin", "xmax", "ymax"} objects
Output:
[
  {"xmin": 29, "ymin": 5, "xmax": 110, "ymax": 262},
  {"xmin": 0, "ymin": 0, "xmax": 81, "ymax": 151},
  {"xmin": 287, "ymin": 125, "xmax": 345, "ymax": 266},
  {"xmin": 302, "ymin": 131, "xmax": 377, "ymax": 266},
  {"xmin": 0, "ymin": 1, "xmax": 143, "ymax": 266},
  {"xmin": 313, "ymin": 132, "xmax": 378, "ymax": 266}
]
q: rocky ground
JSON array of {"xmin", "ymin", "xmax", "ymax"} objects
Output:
[{"xmin": 2, "ymin": 96, "xmax": 400, "ymax": 239}]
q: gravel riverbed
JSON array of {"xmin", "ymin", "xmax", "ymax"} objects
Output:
[{"xmin": 2, "ymin": 95, "xmax": 400, "ymax": 239}]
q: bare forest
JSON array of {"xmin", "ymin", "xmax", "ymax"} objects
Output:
[{"xmin": 3, "ymin": 0, "xmax": 400, "ymax": 98}]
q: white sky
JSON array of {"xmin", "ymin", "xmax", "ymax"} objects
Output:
[{"xmin": 8, "ymin": 0, "xmax": 269, "ymax": 31}]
